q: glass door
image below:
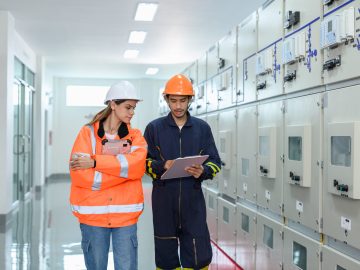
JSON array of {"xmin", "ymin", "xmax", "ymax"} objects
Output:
[
  {"xmin": 23, "ymin": 84, "xmax": 34, "ymax": 194},
  {"xmin": 13, "ymin": 80, "xmax": 34, "ymax": 202},
  {"xmin": 13, "ymin": 81, "xmax": 21, "ymax": 202}
]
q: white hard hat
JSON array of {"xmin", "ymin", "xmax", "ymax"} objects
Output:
[{"xmin": 104, "ymin": 81, "xmax": 142, "ymax": 104}]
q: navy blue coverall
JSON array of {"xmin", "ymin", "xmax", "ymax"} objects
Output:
[{"xmin": 144, "ymin": 112, "xmax": 221, "ymax": 269}]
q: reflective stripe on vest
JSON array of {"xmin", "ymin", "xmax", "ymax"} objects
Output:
[
  {"xmin": 117, "ymin": 154, "xmax": 128, "ymax": 178},
  {"xmin": 88, "ymin": 125, "xmax": 102, "ymax": 191},
  {"xmin": 130, "ymin": 145, "xmax": 148, "ymax": 153},
  {"xmin": 92, "ymin": 171, "xmax": 102, "ymax": 190},
  {"xmin": 71, "ymin": 203, "xmax": 144, "ymax": 214}
]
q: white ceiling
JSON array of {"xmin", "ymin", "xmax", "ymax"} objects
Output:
[{"xmin": 0, "ymin": 0, "xmax": 264, "ymax": 79}]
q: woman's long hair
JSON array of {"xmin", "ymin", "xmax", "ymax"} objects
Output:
[
  {"xmin": 86, "ymin": 106, "xmax": 112, "ymax": 126},
  {"xmin": 86, "ymin": 100, "xmax": 126, "ymax": 126}
]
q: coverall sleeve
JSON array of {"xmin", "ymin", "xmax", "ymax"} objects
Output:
[
  {"xmin": 143, "ymin": 123, "xmax": 166, "ymax": 180},
  {"xmin": 93, "ymin": 129, "xmax": 147, "ymax": 180},
  {"xmin": 198, "ymin": 125, "xmax": 222, "ymax": 181},
  {"xmin": 70, "ymin": 127, "xmax": 146, "ymax": 190}
]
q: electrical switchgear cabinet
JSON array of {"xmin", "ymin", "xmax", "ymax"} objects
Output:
[
  {"xmin": 197, "ymin": 54, "xmax": 207, "ymax": 84},
  {"xmin": 283, "ymin": 94, "xmax": 323, "ymax": 233},
  {"xmin": 218, "ymin": 110, "xmax": 237, "ymax": 199},
  {"xmin": 236, "ymin": 203, "xmax": 257, "ymax": 270},
  {"xmin": 256, "ymin": 213, "xmax": 283, "ymax": 270},
  {"xmin": 205, "ymin": 113, "xmax": 219, "ymax": 191},
  {"xmin": 324, "ymin": 85, "xmax": 360, "ymax": 250},
  {"xmin": 322, "ymin": 1, "xmax": 359, "ymax": 85},
  {"xmin": 218, "ymin": 197, "xmax": 237, "ymax": 262},
  {"xmin": 283, "ymin": 0, "xmax": 323, "ymax": 93},
  {"xmin": 257, "ymin": 100, "xmax": 284, "ymax": 215},
  {"xmin": 237, "ymin": 12, "xmax": 258, "ymax": 104},
  {"xmin": 237, "ymin": 105, "xmax": 258, "ymax": 204},
  {"xmin": 207, "ymin": 44, "xmax": 218, "ymax": 80},
  {"xmin": 282, "ymin": 226, "xmax": 321, "ymax": 270},
  {"xmin": 195, "ymin": 83, "xmax": 206, "ymax": 115},
  {"xmin": 257, "ymin": 0, "xmax": 284, "ymax": 100},
  {"xmin": 322, "ymin": 245, "xmax": 360, "ymax": 270},
  {"xmin": 204, "ymin": 187, "xmax": 219, "ymax": 243}
]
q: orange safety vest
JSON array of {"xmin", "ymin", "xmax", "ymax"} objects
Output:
[{"xmin": 69, "ymin": 121, "xmax": 147, "ymax": 228}]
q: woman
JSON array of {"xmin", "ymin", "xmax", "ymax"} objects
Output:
[{"xmin": 69, "ymin": 81, "xmax": 147, "ymax": 270}]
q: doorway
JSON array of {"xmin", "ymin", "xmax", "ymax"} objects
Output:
[{"xmin": 13, "ymin": 79, "xmax": 34, "ymax": 202}]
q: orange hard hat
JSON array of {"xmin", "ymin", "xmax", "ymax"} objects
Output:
[{"xmin": 163, "ymin": 74, "xmax": 194, "ymax": 96}]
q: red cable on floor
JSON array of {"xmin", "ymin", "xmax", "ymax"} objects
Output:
[{"xmin": 210, "ymin": 240, "xmax": 244, "ymax": 270}]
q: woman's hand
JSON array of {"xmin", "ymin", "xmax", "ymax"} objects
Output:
[{"xmin": 70, "ymin": 156, "xmax": 94, "ymax": 170}]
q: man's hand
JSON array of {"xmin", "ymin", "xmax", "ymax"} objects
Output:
[
  {"xmin": 164, "ymin": 160, "xmax": 175, "ymax": 170},
  {"xmin": 185, "ymin": 164, "xmax": 204, "ymax": 179},
  {"xmin": 70, "ymin": 156, "xmax": 94, "ymax": 170}
]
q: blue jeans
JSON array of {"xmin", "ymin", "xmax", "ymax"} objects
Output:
[{"xmin": 80, "ymin": 223, "xmax": 138, "ymax": 270}]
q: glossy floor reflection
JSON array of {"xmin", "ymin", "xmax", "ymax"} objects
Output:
[
  {"xmin": 1, "ymin": 177, "xmax": 155, "ymax": 270},
  {"xmin": 1, "ymin": 177, "xmax": 242, "ymax": 270}
]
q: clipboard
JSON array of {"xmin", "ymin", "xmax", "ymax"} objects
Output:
[{"xmin": 161, "ymin": 155, "xmax": 209, "ymax": 180}]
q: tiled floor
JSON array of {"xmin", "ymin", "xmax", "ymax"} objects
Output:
[
  {"xmin": 209, "ymin": 242, "xmax": 243, "ymax": 270},
  {"xmin": 0, "ymin": 177, "xmax": 242, "ymax": 269}
]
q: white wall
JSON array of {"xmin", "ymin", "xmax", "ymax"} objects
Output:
[
  {"xmin": 14, "ymin": 31, "xmax": 37, "ymax": 72},
  {"xmin": 51, "ymin": 77, "xmax": 163, "ymax": 174},
  {"xmin": 43, "ymin": 64, "xmax": 55, "ymax": 178},
  {"xmin": 0, "ymin": 11, "xmax": 40, "ymax": 215},
  {"xmin": 0, "ymin": 11, "xmax": 15, "ymax": 214},
  {"xmin": 33, "ymin": 57, "xmax": 46, "ymax": 187}
]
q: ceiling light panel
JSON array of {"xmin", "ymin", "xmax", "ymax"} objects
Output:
[
  {"xmin": 145, "ymin": 68, "xmax": 159, "ymax": 75},
  {"xmin": 128, "ymin": 31, "xmax": 147, "ymax": 44},
  {"xmin": 123, "ymin": 50, "xmax": 139, "ymax": 59},
  {"xmin": 134, "ymin": 3, "xmax": 158, "ymax": 21}
]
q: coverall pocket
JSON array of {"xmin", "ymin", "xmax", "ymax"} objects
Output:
[{"xmin": 191, "ymin": 236, "xmax": 212, "ymax": 268}]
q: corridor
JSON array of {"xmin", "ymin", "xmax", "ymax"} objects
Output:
[{"xmin": 0, "ymin": 176, "xmax": 240, "ymax": 269}]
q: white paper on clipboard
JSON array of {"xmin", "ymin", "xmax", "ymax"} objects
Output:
[{"xmin": 161, "ymin": 155, "xmax": 209, "ymax": 180}]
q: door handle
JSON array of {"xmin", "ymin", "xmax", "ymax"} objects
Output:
[
  {"xmin": 23, "ymin": 134, "xmax": 31, "ymax": 154},
  {"xmin": 13, "ymin": 134, "xmax": 25, "ymax": 155}
]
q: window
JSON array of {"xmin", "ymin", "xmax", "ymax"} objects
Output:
[
  {"xmin": 66, "ymin": 85, "xmax": 109, "ymax": 107},
  {"xmin": 293, "ymin": 241, "xmax": 307, "ymax": 270},
  {"xmin": 223, "ymin": 207, "xmax": 229, "ymax": 223},
  {"xmin": 208, "ymin": 195, "xmax": 214, "ymax": 210},
  {"xmin": 289, "ymin": 136, "xmax": 302, "ymax": 161},
  {"xmin": 14, "ymin": 57, "xmax": 35, "ymax": 87},
  {"xmin": 242, "ymin": 158, "xmax": 250, "ymax": 176},
  {"xmin": 259, "ymin": 136, "xmax": 269, "ymax": 156},
  {"xmin": 241, "ymin": 213, "xmax": 250, "ymax": 233},
  {"xmin": 263, "ymin": 224, "xmax": 273, "ymax": 249},
  {"xmin": 331, "ymin": 136, "xmax": 351, "ymax": 167}
]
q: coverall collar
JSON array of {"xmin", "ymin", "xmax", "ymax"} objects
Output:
[{"xmin": 166, "ymin": 111, "xmax": 193, "ymax": 128}]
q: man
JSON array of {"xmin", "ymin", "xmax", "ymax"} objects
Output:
[{"xmin": 144, "ymin": 74, "xmax": 221, "ymax": 270}]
